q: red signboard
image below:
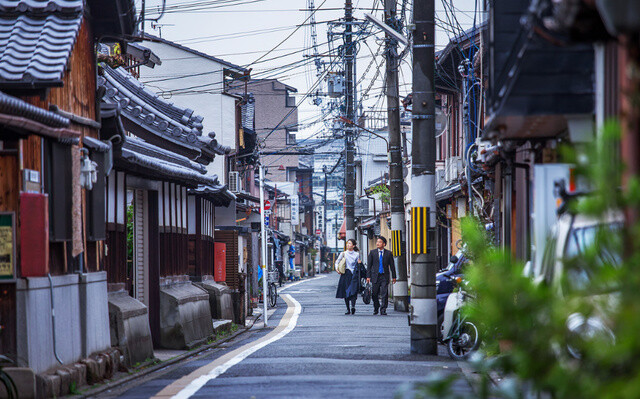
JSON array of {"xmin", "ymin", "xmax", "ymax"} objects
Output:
[
  {"xmin": 20, "ymin": 193, "xmax": 49, "ymax": 277},
  {"xmin": 214, "ymin": 242, "xmax": 226, "ymax": 283},
  {"xmin": 316, "ymin": 229, "xmax": 322, "ymax": 235},
  {"xmin": 264, "ymin": 200, "xmax": 272, "ymax": 211}
]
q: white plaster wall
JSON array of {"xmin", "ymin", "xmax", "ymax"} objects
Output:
[
  {"xmin": 215, "ymin": 200, "xmax": 237, "ymax": 227},
  {"xmin": 140, "ymin": 41, "xmax": 237, "ymax": 184}
]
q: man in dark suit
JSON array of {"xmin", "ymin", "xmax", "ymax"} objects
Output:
[{"xmin": 367, "ymin": 236, "xmax": 396, "ymax": 315}]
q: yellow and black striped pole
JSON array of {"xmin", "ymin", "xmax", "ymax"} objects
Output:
[
  {"xmin": 411, "ymin": 207, "xmax": 429, "ymax": 255},
  {"xmin": 410, "ymin": 0, "xmax": 438, "ymax": 355}
]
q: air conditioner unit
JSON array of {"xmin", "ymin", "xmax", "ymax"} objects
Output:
[
  {"xmin": 354, "ymin": 199, "xmax": 370, "ymax": 217},
  {"xmin": 435, "ymin": 169, "xmax": 446, "ymax": 191},
  {"xmin": 228, "ymin": 171, "xmax": 241, "ymax": 193},
  {"xmin": 445, "ymin": 156, "xmax": 463, "ymax": 183}
]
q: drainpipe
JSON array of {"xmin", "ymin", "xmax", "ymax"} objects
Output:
[
  {"xmin": 514, "ymin": 162, "xmax": 531, "ymax": 260},
  {"xmin": 48, "ymin": 273, "xmax": 64, "ymax": 365}
]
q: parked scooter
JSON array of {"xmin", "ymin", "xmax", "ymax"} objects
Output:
[{"xmin": 441, "ymin": 275, "xmax": 480, "ymax": 360}]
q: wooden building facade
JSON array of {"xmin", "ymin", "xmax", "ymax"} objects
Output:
[{"xmin": 0, "ymin": 0, "xmax": 136, "ymax": 378}]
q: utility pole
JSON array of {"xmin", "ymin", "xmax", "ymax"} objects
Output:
[
  {"xmin": 384, "ymin": 0, "xmax": 409, "ymax": 312},
  {"xmin": 323, "ymin": 166, "xmax": 328, "ymax": 248},
  {"xmin": 335, "ymin": 213, "xmax": 339, "ymax": 250},
  {"xmin": 344, "ymin": 0, "xmax": 356, "ymax": 242},
  {"xmin": 460, "ymin": 59, "xmax": 475, "ymax": 214},
  {"xmin": 259, "ymin": 164, "xmax": 269, "ymax": 327},
  {"xmin": 410, "ymin": 0, "xmax": 438, "ymax": 354}
]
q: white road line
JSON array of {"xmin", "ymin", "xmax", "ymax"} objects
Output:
[
  {"xmin": 280, "ymin": 274, "xmax": 327, "ymax": 292},
  {"xmin": 168, "ymin": 294, "xmax": 302, "ymax": 399}
]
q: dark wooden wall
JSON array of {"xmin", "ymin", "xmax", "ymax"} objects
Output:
[
  {"xmin": 159, "ymin": 183, "xmax": 189, "ymax": 277},
  {"xmin": 21, "ymin": 19, "xmax": 98, "ymax": 139},
  {"xmin": 216, "ymin": 230, "xmax": 239, "ymax": 289},
  {"xmin": 189, "ymin": 197, "xmax": 215, "ymax": 277},
  {"xmin": 0, "ymin": 150, "xmax": 18, "ymax": 361},
  {"xmin": 0, "ymin": 153, "xmax": 18, "ymax": 214},
  {"xmin": 105, "ymin": 171, "xmax": 127, "ymax": 286}
]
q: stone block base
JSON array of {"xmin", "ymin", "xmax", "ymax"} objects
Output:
[
  {"xmin": 195, "ymin": 280, "xmax": 234, "ymax": 320},
  {"xmin": 108, "ymin": 291, "xmax": 154, "ymax": 367},
  {"xmin": 159, "ymin": 282, "xmax": 214, "ymax": 349},
  {"xmin": 34, "ymin": 348, "xmax": 123, "ymax": 398}
]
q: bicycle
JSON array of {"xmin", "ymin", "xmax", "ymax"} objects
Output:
[
  {"xmin": 0, "ymin": 354, "xmax": 18, "ymax": 399},
  {"xmin": 267, "ymin": 270, "xmax": 279, "ymax": 307}
]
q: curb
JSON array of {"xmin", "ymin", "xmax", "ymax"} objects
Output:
[
  {"xmin": 76, "ymin": 314, "xmax": 261, "ymax": 398},
  {"xmin": 457, "ymin": 359, "xmax": 502, "ymax": 396}
]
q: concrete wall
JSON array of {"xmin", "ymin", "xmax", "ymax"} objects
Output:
[
  {"xmin": 16, "ymin": 273, "xmax": 111, "ymax": 374},
  {"xmin": 78, "ymin": 272, "xmax": 111, "ymax": 357}
]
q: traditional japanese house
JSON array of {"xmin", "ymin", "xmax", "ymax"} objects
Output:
[
  {"xmin": 97, "ymin": 64, "xmax": 234, "ymax": 361},
  {"xmin": 0, "ymin": 0, "xmax": 135, "ymax": 390}
]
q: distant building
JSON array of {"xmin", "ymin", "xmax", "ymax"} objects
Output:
[{"xmin": 230, "ymin": 79, "xmax": 299, "ymax": 183}]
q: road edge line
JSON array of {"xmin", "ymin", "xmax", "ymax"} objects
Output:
[{"xmin": 156, "ymin": 294, "xmax": 302, "ymax": 399}]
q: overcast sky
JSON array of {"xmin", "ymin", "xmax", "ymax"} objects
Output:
[{"xmin": 138, "ymin": 0, "xmax": 484, "ymax": 139}]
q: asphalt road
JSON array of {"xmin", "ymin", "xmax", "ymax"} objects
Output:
[{"xmin": 107, "ymin": 274, "xmax": 473, "ymax": 399}]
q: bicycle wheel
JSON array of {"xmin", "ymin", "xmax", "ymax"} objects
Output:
[
  {"xmin": 0, "ymin": 370, "xmax": 18, "ymax": 399},
  {"xmin": 269, "ymin": 283, "xmax": 278, "ymax": 307},
  {"xmin": 446, "ymin": 321, "xmax": 480, "ymax": 360}
]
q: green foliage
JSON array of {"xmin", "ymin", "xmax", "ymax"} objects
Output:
[
  {"xmin": 69, "ymin": 381, "xmax": 79, "ymax": 395},
  {"xmin": 418, "ymin": 121, "xmax": 640, "ymax": 398},
  {"xmin": 369, "ymin": 184, "xmax": 390, "ymax": 204}
]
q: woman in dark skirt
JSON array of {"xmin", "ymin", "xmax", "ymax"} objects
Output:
[{"xmin": 335, "ymin": 239, "xmax": 362, "ymax": 314}]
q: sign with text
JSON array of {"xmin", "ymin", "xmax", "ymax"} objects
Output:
[
  {"xmin": 0, "ymin": 213, "xmax": 15, "ymax": 279},
  {"xmin": 290, "ymin": 195, "xmax": 299, "ymax": 225},
  {"xmin": 264, "ymin": 200, "xmax": 272, "ymax": 211}
]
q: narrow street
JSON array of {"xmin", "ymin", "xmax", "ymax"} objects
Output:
[{"xmin": 104, "ymin": 275, "xmax": 472, "ymax": 398}]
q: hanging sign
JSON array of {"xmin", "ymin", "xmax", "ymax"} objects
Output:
[{"xmin": 290, "ymin": 195, "xmax": 299, "ymax": 225}]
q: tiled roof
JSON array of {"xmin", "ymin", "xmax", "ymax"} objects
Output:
[
  {"xmin": 104, "ymin": 65, "xmax": 204, "ymax": 132},
  {"xmin": 99, "ymin": 65, "xmax": 231, "ymax": 160},
  {"xmin": 0, "ymin": 0, "xmax": 82, "ymax": 13},
  {"xmin": 0, "ymin": 90, "xmax": 68, "ymax": 126},
  {"xmin": 0, "ymin": 0, "xmax": 83, "ymax": 87},
  {"xmin": 189, "ymin": 185, "xmax": 236, "ymax": 207},
  {"xmin": 124, "ymin": 135, "xmax": 207, "ymax": 175}
]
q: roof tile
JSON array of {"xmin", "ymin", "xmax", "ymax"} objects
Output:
[
  {"xmin": 0, "ymin": 0, "xmax": 82, "ymax": 14},
  {"xmin": 0, "ymin": 4, "xmax": 82, "ymax": 87},
  {"xmin": 100, "ymin": 64, "xmax": 231, "ymax": 158}
]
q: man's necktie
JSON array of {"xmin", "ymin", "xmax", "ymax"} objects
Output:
[{"xmin": 379, "ymin": 251, "xmax": 384, "ymax": 274}]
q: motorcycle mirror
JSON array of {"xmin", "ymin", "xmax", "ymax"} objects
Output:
[{"xmin": 449, "ymin": 255, "xmax": 459, "ymax": 264}]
